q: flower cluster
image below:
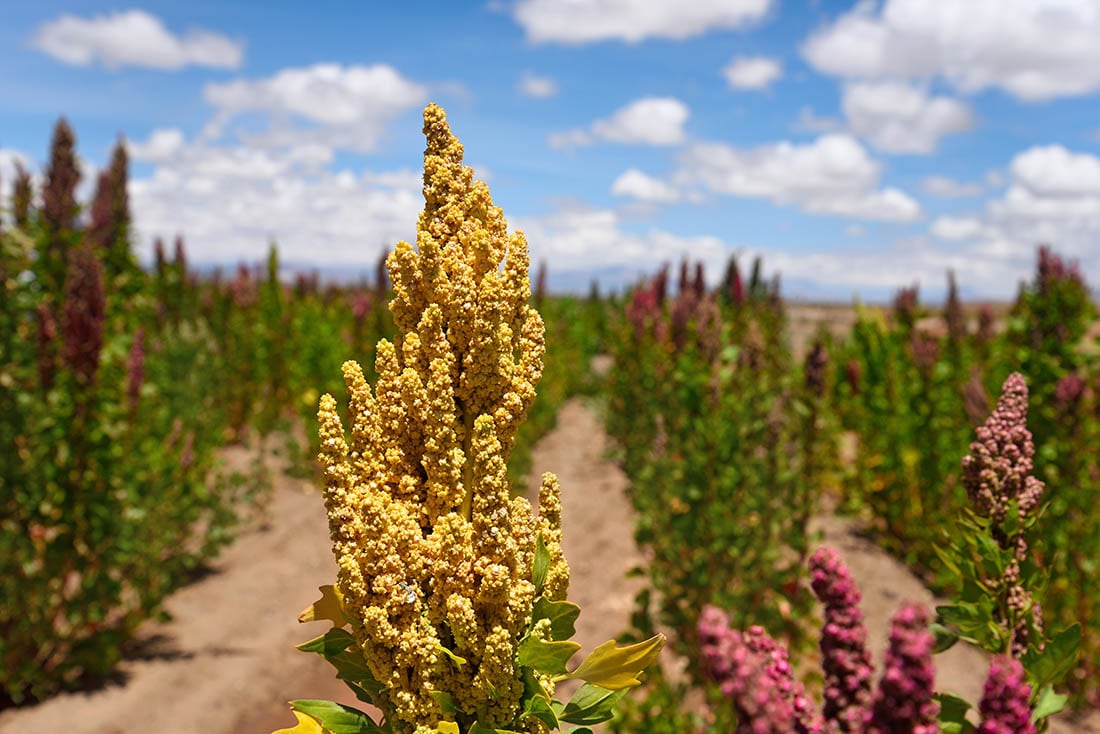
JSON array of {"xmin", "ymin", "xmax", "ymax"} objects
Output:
[
  {"xmin": 866, "ymin": 604, "xmax": 938, "ymax": 734},
  {"xmin": 698, "ymin": 605, "xmax": 823, "ymax": 734},
  {"xmin": 960, "ymin": 372, "xmax": 1044, "ymax": 653},
  {"xmin": 315, "ymin": 103, "xmax": 568, "ymax": 733},
  {"xmin": 809, "ymin": 548, "xmax": 872, "ymax": 733},
  {"xmin": 977, "ymin": 657, "xmax": 1036, "ymax": 734}
]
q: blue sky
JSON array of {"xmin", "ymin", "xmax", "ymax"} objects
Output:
[{"xmin": 2, "ymin": 1, "xmax": 1099, "ymax": 300}]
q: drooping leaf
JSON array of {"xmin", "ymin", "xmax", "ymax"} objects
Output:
[
  {"xmin": 518, "ymin": 634, "xmax": 581, "ymax": 675},
  {"xmin": 297, "ymin": 628, "xmax": 355, "ymax": 655},
  {"xmin": 288, "ymin": 699, "xmax": 382, "ymax": 734},
  {"xmin": 560, "ymin": 683, "xmax": 626, "ymax": 725},
  {"xmin": 532, "ymin": 597, "xmax": 580, "ymax": 641},
  {"xmin": 929, "ymin": 622, "xmax": 960, "ymax": 654},
  {"xmin": 299, "ymin": 585, "xmax": 349, "ymax": 627},
  {"xmin": 562, "ymin": 634, "xmax": 664, "ymax": 690}
]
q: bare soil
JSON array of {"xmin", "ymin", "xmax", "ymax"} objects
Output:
[{"xmin": 2, "ymin": 395, "xmax": 1095, "ymax": 733}]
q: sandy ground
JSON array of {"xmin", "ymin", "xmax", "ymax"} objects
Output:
[{"xmin": 2, "ymin": 396, "xmax": 1096, "ymax": 733}]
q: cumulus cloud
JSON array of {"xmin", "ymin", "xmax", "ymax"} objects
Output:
[
  {"xmin": 931, "ymin": 215, "xmax": 985, "ymax": 240},
  {"xmin": 723, "ymin": 56, "xmax": 783, "ymax": 90},
  {"xmin": 611, "ymin": 169, "xmax": 680, "ymax": 203},
  {"xmin": 677, "ymin": 133, "xmax": 921, "ymax": 221},
  {"xmin": 513, "ymin": 0, "xmax": 772, "ymax": 44},
  {"xmin": 921, "ymin": 175, "xmax": 984, "ymax": 197},
  {"xmin": 802, "ymin": 0, "xmax": 1100, "ymax": 101},
  {"xmin": 204, "ymin": 63, "xmax": 428, "ymax": 153},
  {"xmin": 125, "ymin": 129, "xmax": 422, "ymax": 267},
  {"xmin": 32, "ymin": 9, "xmax": 243, "ymax": 70},
  {"xmin": 925, "ymin": 144, "xmax": 1100, "ymax": 289},
  {"xmin": 842, "ymin": 82, "xmax": 974, "ymax": 154},
  {"xmin": 516, "ymin": 206, "xmax": 731, "ymax": 288},
  {"xmin": 1010, "ymin": 144, "xmax": 1100, "ymax": 197},
  {"xmin": 518, "ymin": 71, "xmax": 558, "ymax": 98},
  {"xmin": 550, "ymin": 97, "xmax": 689, "ymax": 148}
]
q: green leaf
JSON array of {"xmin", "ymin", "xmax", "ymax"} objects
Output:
[
  {"xmin": 533, "ymin": 535, "xmax": 550, "ymax": 595},
  {"xmin": 430, "ymin": 689, "xmax": 457, "ymax": 714},
  {"xmin": 1023, "ymin": 624, "xmax": 1081, "ymax": 688},
  {"xmin": 297, "ymin": 628, "xmax": 355, "ymax": 655},
  {"xmin": 562, "ymin": 634, "xmax": 664, "ymax": 690},
  {"xmin": 560, "ymin": 683, "xmax": 627, "ymax": 725},
  {"xmin": 532, "ymin": 597, "xmax": 580, "ymax": 641},
  {"xmin": 930, "ymin": 622, "xmax": 959, "ymax": 654},
  {"xmin": 934, "ymin": 692, "xmax": 975, "ymax": 734},
  {"xmin": 1031, "ymin": 684, "xmax": 1068, "ymax": 723},
  {"xmin": 289, "ymin": 700, "xmax": 383, "ymax": 734},
  {"xmin": 518, "ymin": 634, "xmax": 581, "ymax": 675},
  {"xmin": 521, "ymin": 692, "xmax": 559, "ymax": 730}
]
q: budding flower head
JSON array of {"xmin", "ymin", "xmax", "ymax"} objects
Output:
[
  {"xmin": 977, "ymin": 656, "xmax": 1036, "ymax": 734},
  {"xmin": 866, "ymin": 603, "xmax": 938, "ymax": 734},
  {"xmin": 698, "ymin": 605, "xmax": 824, "ymax": 734},
  {"xmin": 961, "ymin": 372, "xmax": 1044, "ymax": 524},
  {"xmin": 810, "ymin": 548, "xmax": 873, "ymax": 733},
  {"xmin": 315, "ymin": 103, "xmax": 565, "ymax": 733}
]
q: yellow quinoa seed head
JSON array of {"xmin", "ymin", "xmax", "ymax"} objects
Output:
[{"xmin": 315, "ymin": 103, "xmax": 559, "ymax": 734}]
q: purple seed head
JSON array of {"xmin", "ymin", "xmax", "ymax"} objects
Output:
[
  {"xmin": 810, "ymin": 548, "xmax": 873, "ymax": 733},
  {"xmin": 977, "ymin": 657, "xmax": 1036, "ymax": 734},
  {"xmin": 866, "ymin": 603, "xmax": 938, "ymax": 734}
]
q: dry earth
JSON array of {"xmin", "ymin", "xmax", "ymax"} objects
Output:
[{"xmin": 1, "ymin": 395, "xmax": 1096, "ymax": 733}]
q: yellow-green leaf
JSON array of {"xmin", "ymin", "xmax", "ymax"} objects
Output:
[
  {"xmin": 435, "ymin": 722, "xmax": 460, "ymax": 734},
  {"xmin": 272, "ymin": 710, "xmax": 325, "ymax": 734},
  {"xmin": 299, "ymin": 585, "xmax": 348, "ymax": 626},
  {"xmin": 562, "ymin": 634, "xmax": 665, "ymax": 690}
]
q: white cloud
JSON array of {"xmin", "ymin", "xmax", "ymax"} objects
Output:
[
  {"xmin": 32, "ymin": 10, "xmax": 242, "ymax": 70},
  {"xmin": 551, "ymin": 97, "xmax": 689, "ymax": 148},
  {"xmin": 932, "ymin": 216, "xmax": 984, "ymax": 240},
  {"xmin": 842, "ymin": 82, "xmax": 974, "ymax": 154},
  {"xmin": 127, "ymin": 131, "xmax": 422, "ymax": 267},
  {"xmin": 1010, "ymin": 145, "xmax": 1100, "ymax": 197},
  {"xmin": 723, "ymin": 56, "xmax": 783, "ymax": 90},
  {"xmin": 677, "ymin": 133, "xmax": 921, "ymax": 221},
  {"xmin": 802, "ymin": 0, "xmax": 1100, "ymax": 101},
  {"xmin": 203, "ymin": 63, "xmax": 428, "ymax": 153},
  {"xmin": 921, "ymin": 175, "xmax": 983, "ymax": 197},
  {"xmin": 518, "ymin": 71, "xmax": 558, "ymax": 98},
  {"xmin": 127, "ymin": 128, "xmax": 186, "ymax": 162},
  {"xmin": 793, "ymin": 107, "xmax": 841, "ymax": 133},
  {"xmin": 513, "ymin": 0, "xmax": 772, "ymax": 44},
  {"xmin": 923, "ymin": 144, "xmax": 1100, "ymax": 289},
  {"xmin": 516, "ymin": 206, "xmax": 731, "ymax": 287},
  {"xmin": 611, "ymin": 168, "xmax": 680, "ymax": 203}
]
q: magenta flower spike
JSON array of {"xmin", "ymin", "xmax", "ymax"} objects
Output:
[
  {"xmin": 810, "ymin": 548, "xmax": 873, "ymax": 733},
  {"xmin": 977, "ymin": 657, "xmax": 1036, "ymax": 734},
  {"xmin": 698, "ymin": 605, "xmax": 824, "ymax": 734},
  {"xmin": 866, "ymin": 604, "xmax": 938, "ymax": 734}
]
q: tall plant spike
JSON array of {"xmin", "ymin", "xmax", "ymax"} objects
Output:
[{"xmin": 314, "ymin": 103, "xmax": 567, "ymax": 733}]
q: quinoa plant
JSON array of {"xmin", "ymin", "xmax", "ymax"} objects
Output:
[{"xmin": 275, "ymin": 104, "xmax": 662, "ymax": 734}]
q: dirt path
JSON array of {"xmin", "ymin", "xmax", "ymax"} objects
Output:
[{"xmin": 2, "ymin": 397, "xmax": 1095, "ymax": 733}]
